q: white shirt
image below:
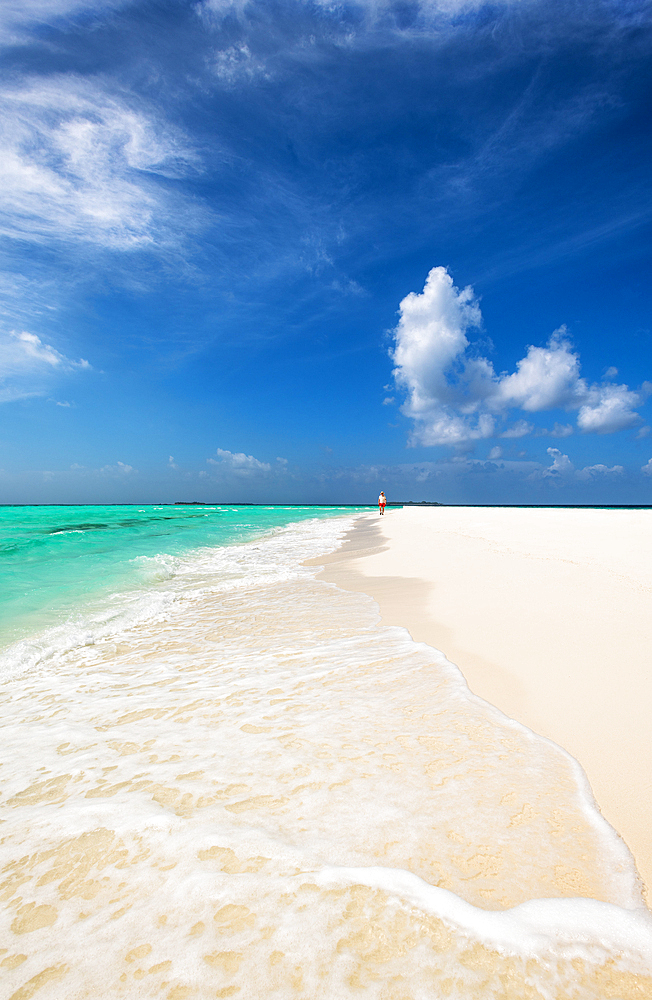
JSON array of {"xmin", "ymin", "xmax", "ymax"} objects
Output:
[{"xmin": 378, "ymin": 495, "xmax": 386, "ymax": 504}]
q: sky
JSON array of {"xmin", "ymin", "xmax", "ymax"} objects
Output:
[{"xmin": 1, "ymin": 0, "xmax": 652, "ymax": 504}]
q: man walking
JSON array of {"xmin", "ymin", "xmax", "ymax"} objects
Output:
[{"xmin": 378, "ymin": 491, "xmax": 386, "ymax": 515}]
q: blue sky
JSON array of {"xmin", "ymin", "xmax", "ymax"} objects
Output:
[{"xmin": 1, "ymin": 0, "xmax": 652, "ymax": 503}]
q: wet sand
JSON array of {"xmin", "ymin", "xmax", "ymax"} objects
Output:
[{"xmin": 317, "ymin": 506, "xmax": 652, "ymax": 901}]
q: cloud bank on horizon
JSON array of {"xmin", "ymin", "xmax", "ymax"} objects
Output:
[{"xmin": 392, "ymin": 267, "xmax": 651, "ymax": 447}]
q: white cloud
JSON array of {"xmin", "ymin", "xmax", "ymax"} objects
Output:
[
  {"xmin": 212, "ymin": 44, "xmax": 271, "ymax": 84},
  {"xmin": 642, "ymin": 459, "xmax": 652, "ymax": 477},
  {"xmin": 168, "ymin": 455, "xmax": 178, "ymax": 469},
  {"xmin": 488, "ymin": 446, "xmax": 502, "ymax": 459},
  {"xmin": 0, "ymin": 76, "xmax": 201, "ymax": 253},
  {"xmin": 0, "ymin": 1, "xmax": 131, "ymax": 42},
  {"xmin": 549, "ymin": 422, "xmax": 573, "ymax": 438},
  {"xmin": 0, "ymin": 329, "xmax": 90, "ymax": 403},
  {"xmin": 391, "ymin": 267, "xmax": 649, "ymax": 446},
  {"xmin": 207, "ymin": 448, "xmax": 271, "ymax": 474},
  {"xmin": 100, "ymin": 461, "xmax": 135, "ymax": 475},
  {"xmin": 542, "ymin": 448, "xmax": 574, "ymax": 477},
  {"xmin": 501, "ymin": 419, "xmax": 533, "ymax": 439},
  {"xmin": 391, "ymin": 266, "xmax": 488, "ymax": 446},
  {"xmin": 576, "ymin": 382, "xmax": 646, "ymax": 434},
  {"xmin": 199, "ymin": 0, "xmax": 514, "ymax": 32},
  {"xmin": 576, "ymin": 463, "xmax": 624, "ymax": 481},
  {"xmin": 540, "ymin": 449, "xmax": 624, "ymax": 481},
  {"xmin": 276, "ymin": 456, "xmax": 288, "ymax": 464},
  {"xmin": 0, "ymin": 330, "xmax": 87, "ymax": 373},
  {"xmin": 493, "ymin": 329, "xmax": 587, "ymax": 413}
]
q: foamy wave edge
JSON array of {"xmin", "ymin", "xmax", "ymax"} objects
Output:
[
  {"xmin": 4, "ymin": 508, "xmax": 651, "ymax": 976},
  {"xmin": 312, "ymin": 866, "xmax": 652, "ymax": 966},
  {"xmin": 0, "ymin": 513, "xmax": 362, "ymax": 680}
]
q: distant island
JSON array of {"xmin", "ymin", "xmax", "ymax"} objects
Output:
[{"xmin": 391, "ymin": 501, "xmax": 442, "ymax": 506}]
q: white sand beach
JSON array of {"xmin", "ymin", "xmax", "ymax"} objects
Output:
[
  {"xmin": 319, "ymin": 505, "xmax": 652, "ymax": 902},
  {"xmin": 3, "ymin": 509, "xmax": 652, "ymax": 998}
]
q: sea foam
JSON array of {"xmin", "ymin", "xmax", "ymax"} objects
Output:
[{"xmin": 1, "ymin": 513, "xmax": 650, "ymax": 999}]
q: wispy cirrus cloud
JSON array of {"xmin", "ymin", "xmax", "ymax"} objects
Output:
[
  {"xmin": 0, "ymin": 329, "xmax": 90, "ymax": 403},
  {"xmin": 391, "ymin": 267, "xmax": 651, "ymax": 446},
  {"xmin": 0, "ymin": 0, "xmax": 134, "ymax": 44},
  {"xmin": 212, "ymin": 43, "xmax": 272, "ymax": 84},
  {"xmin": 196, "ymin": 0, "xmax": 652, "ymax": 292},
  {"xmin": 199, "ymin": 0, "xmax": 522, "ymax": 34},
  {"xmin": 0, "ymin": 76, "xmax": 202, "ymax": 254}
]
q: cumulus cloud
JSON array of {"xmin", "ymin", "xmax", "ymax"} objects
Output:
[
  {"xmin": 539, "ymin": 448, "xmax": 624, "ymax": 481},
  {"xmin": 576, "ymin": 462, "xmax": 624, "ymax": 481},
  {"xmin": 576, "ymin": 383, "xmax": 646, "ymax": 434},
  {"xmin": 642, "ymin": 458, "xmax": 652, "ymax": 476},
  {"xmin": 391, "ymin": 267, "xmax": 649, "ymax": 446},
  {"xmin": 207, "ymin": 448, "xmax": 271, "ymax": 474},
  {"xmin": 542, "ymin": 447, "xmax": 574, "ymax": 477},
  {"xmin": 0, "ymin": 329, "xmax": 90, "ymax": 402}
]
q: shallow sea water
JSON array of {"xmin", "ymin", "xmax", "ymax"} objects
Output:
[
  {"xmin": 1, "ymin": 511, "xmax": 651, "ymax": 999},
  {"xmin": 0, "ymin": 504, "xmax": 355, "ymax": 649}
]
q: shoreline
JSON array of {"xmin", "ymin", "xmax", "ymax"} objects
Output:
[
  {"xmin": 3, "ymin": 509, "xmax": 652, "ymax": 996},
  {"xmin": 316, "ymin": 506, "xmax": 652, "ymax": 903}
]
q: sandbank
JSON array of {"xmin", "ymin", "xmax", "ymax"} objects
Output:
[{"xmin": 318, "ymin": 505, "xmax": 652, "ymax": 901}]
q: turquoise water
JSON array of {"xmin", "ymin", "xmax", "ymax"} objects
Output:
[
  {"xmin": 2, "ymin": 505, "xmax": 651, "ymax": 996},
  {"xmin": 0, "ymin": 504, "xmax": 365, "ymax": 648}
]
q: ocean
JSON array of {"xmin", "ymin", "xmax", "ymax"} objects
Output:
[
  {"xmin": 1, "ymin": 504, "xmax": 651, "ymax": 999},
  {"xmin": 0, "ymin": 504, "xmax": 363, "ymax": 656}
]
